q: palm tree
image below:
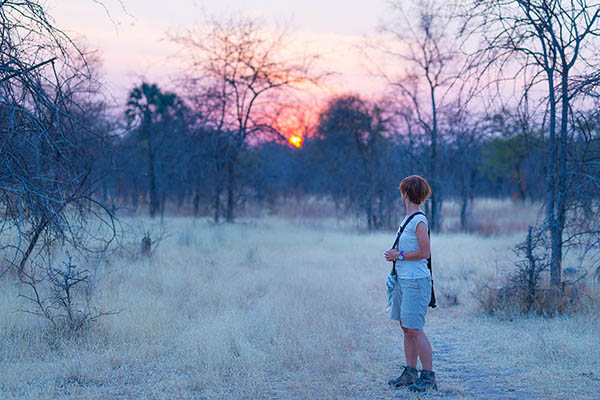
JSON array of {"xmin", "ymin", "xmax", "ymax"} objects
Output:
[{"xmin": 125, "ymin": 82, "xmax": 181, "ymax": 217}]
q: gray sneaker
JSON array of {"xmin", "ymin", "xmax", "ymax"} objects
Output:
[
  {"xmin": 388, "ymin": 366, "xmax": 419, "ymax": 387},
  {"xmin": 408, "ymin": 370, "xmax": 437, "ymax": 392}
]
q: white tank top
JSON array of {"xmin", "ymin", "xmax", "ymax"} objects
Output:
[{"xmin": 396, "ymin": 213, "xmax": 431, "ymax": 279}]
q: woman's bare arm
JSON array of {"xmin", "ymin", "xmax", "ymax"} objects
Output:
[
  {"xmin": 402, "ymin": 221, "xmax": 430, "ymax": 260},
  {"xmin": 384, "ymin": 221, "xmax": 430, "ymax": 262}
]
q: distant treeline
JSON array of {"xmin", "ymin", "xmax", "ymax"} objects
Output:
[{"xmin": 95, "ymin": 88, "xmax": 556, "ymax": 231}]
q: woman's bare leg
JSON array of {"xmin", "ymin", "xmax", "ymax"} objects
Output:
[
  {"xmin": 400, "ymin": 323, "xmax": 418, "ymax": 367},
  {"xmin": 406, "ymin": 328, "xmax": 433, "ymax": 370}
]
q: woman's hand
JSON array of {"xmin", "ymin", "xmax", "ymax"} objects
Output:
[{"xmin": 384, "ymin": 248, "xmax": 400, "ymax": 262}]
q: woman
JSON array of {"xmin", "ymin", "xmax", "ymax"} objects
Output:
[{"xmin": 384, "ymin": 175, "xmax": 437, "ymax": 392}]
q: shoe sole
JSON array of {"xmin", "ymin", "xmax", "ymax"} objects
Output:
[
  {"xmin": 408, "ymin": 384, "xmax": 438, "ymax": 392},
  {"xmin": 388, "ymin": 377, "xmax": 417, "ymax": 387},
  {"xmin": 389, "ymin": 382, "xmax": 415, "ymax": 387},
  {"xmin": 388, "ymin": 377, "xmax": 417, "ymax": 386}
]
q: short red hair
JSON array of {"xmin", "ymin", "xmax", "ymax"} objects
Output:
[{"xmin": 399, "ymin": 175, "xmax": 431, "ymax": 204}]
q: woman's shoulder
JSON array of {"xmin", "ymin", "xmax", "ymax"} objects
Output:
[
  {"xmin": 400, "ymin": 212, "xmax": 429, "ymax": 231},
  {"xmin": 412, "ymin": 213, "xmax": 429, "ymax": 228}
]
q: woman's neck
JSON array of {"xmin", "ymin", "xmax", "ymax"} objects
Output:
[{"xmin": 405, "ymin": 203, "xmax": 421, "ymax": 215}]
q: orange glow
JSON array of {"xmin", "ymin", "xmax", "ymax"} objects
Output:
[{"xmin": 289, "ymin": 135, "xmax": 304, "ymax": 148}]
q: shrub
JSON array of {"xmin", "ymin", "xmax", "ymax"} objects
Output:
[
  {"xmin": 438, "ymin": 280, "xmax": 460, "ymax": 306},
  {"xmin": 19, "ymin": 252, "xmax": 118, "ymax": 332},
  {"xmin": 476, "ymin": 227, "xmax": 596, "ymax": 317}
]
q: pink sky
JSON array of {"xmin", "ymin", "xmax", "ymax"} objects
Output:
[{"xmin": 48, "ymin": 0, "xmax": 391, "ymax": 104}]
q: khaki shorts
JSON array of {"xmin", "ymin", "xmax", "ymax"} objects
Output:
[{"xmin": 390, "ymin": 276, "xmax": 431, "ymax": 330}]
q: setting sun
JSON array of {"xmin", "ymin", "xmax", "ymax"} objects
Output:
[{"xmin": 289, "ymin": 135, "xmax": 304, "ymax": 148}]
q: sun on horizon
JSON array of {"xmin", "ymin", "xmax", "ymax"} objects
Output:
[{"xmin": 288, "ymin": 135, "xmax": 304, "ymax": 148}]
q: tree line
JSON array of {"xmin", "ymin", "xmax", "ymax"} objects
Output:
[{"xmin": 102, "ymin": 89, "xmax": 556, "ymax": 229}]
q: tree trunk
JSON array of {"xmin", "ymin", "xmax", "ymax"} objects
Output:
[
  {"xmin": 546, "ymin": 72, "xmax": 560, "ymax": 287},
  {"xmin": 213, "ymin": 187, "xmax": 221, "ymax": 223},
  {"xmin": 225, "ymin": 159, "xmax": 235, "ymax": 223},
  {"xmin": 461, "ymin": 166, "xmax": 477, "ymax": 231},
  {"xmin": 515, "ymin": 167, "xmax": 526, "ymax": 201},
  {"xmin": 365, "ymin": 197, "xmax": 373, "ymax": 231},
  {"xmin": 460, "ymin": 189, "xmax": 469, "ymax": 231},
  {"xmin": 132, "ymin": 191, "xmax": 138, "ymax": 211},
  {"xmin": 193, "ymin": 190, "xmax": 200, "ymax": 217},
  {"xmin": 102, "ymin": 181, "xmax": 109, "ymax": 203},
  {"xmin": 435, "ymin": 195, "xmax": 443, "ymax": 230},
  {"xmin": 429, "ymin": 85, "xmax": 441, "ymax": 232},
  {"xmin": 377, "ymin": 190, "xmax": 385, "ymax": 229},
  {"xmin": 18, "ymin": 217, "xmax": 49, "ymax": 277},
  {"xmin": 550, "ymin": 70, "xmax": 570, "ymax": 287},
  {"xmin": 148, "ymin": 135, "xmax": 159, "ymax": 218},
  {"xmin": 160, "ymin": 190, "xmax": 166, "ymax": 223}
]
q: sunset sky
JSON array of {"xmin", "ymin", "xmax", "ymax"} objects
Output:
[{"xmin": 49, "ymin": 0, "xmax": 391, "ymax": 102}]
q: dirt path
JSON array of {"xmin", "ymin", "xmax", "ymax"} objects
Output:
[
  {"xmin": 346, "ymin": 310, "xmax": 540, "ymax": 400},
  {"xmin": 427, "ymin": 315, "xmax": 537, "ymax": 400}
]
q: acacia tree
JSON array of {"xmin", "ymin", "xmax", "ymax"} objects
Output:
[
  {"xmin": 461, "ymin": 0, "xmax": 600, "ymax": 288},
  {"xmin": 313, "ymin": 95, "xmax": 401, "ymax": 230},
  {"xmin": 171, "ymin": 16, "xmax": 320, "ymax": 222}
]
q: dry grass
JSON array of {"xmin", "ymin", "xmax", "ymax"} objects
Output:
[
  {"xmin": 0, "ymin": 202, "xmax": 599, "ymax": 399},
  {"xmin": 442, "ymin": 198, "xmax": 542, "ymax": 234}
]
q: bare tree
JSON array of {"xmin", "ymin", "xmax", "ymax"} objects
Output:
[
  {"xmin": 366, "ymin": 0, "xmax": 472, "ymax": 231},
  {"xmin": 171, "ymin": 16, "xmax": 321, "ymax": 222},
  {"xmin": 563, "ymin": 104, "xmax": 600, "ymax": 270},
  {"xmin": 0, "ymin": 1, "xmax": 115, "ymax": 277},
  {"xmin": 461, "ymin": 0, "xmax": 600, "ymax": 288}
]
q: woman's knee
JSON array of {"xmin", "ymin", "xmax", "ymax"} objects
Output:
[{"xmin": 404, "ymin": 328, "xmax": 422, "ymax": 338}]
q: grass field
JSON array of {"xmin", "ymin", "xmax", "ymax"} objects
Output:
[{"xmin": 0, "ymin": 203, "xmax": 599, "ymax": 399}]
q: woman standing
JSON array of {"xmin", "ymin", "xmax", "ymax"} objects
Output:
[{"xmin": 384, "ymin": 175, "xmax": 437, "ymax": 392}]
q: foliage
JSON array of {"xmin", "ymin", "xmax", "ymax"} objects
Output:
[
  {"xmin": 309, "ymin": 95, "xmax": 401, "ymax": 230},
  {"xmin": 124, "ymin": 82, "xmax": 187, "ymax": 218}
]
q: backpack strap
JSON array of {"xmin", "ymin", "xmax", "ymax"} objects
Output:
[
  {"xmin": 391, "ymin": 211, "xmax": 425, "ymax": 275},
  {"xmin": 419, "ymin": 215, "xmax": 437, "ymax": 309}
]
